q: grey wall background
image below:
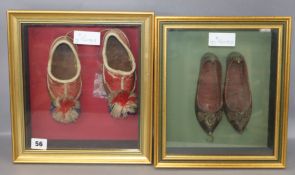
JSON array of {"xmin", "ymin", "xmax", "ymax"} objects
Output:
[{"xmin": 0, "ymin": 0, "xmax": 294, "ymax": 174}]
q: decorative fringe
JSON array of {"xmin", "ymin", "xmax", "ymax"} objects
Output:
[
  {"xmin": 108, "ymin": 91, "xmax": 137, "ymax": 118},
  {"xmin": 50, "ymin": 97, "xmax": 80, "ymax": 123}
]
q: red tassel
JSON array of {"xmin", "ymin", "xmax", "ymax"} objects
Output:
[
  {"xmin": 109, "ymin": 91, "xmax": 137, "ymax": 118},
  {"xmin": 111, "ymin": 91, "xmax": 130, "ymax": 106},
  {"xmin": 57, "ymin": 99, "xmax": 75, "ymax": 114}
]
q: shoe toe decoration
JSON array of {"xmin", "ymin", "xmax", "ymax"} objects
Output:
[
  {"xmin": 108, "ymin": 91, "xmax": 137, "ymax": 118},
  {"xmin": 102, "ymin": 29, "xmax": 137, "ymax": 118},
  {"xmin": 47, "ymin": 36, "xmax": 82, "ymax": 123},
  {"xmin": 50, "ymin": 97, "xmax": 81, "ymax": 123}
]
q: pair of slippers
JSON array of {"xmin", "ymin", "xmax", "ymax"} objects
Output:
[
  {"xmin": 195, "ymin": 52, "xmax": 252, "ymax": 135},
  {"xmin": 47, "ymin": 29, "xmax": 137, "ymax": 123}
]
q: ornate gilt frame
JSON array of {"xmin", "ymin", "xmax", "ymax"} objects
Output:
[
  {"xmin": 154, "ymin": 16, "xmax": 291, "ymax": 168},
  {"xmin": 8, "ymin": 10, "xmax": 154, "ymax": 164}
]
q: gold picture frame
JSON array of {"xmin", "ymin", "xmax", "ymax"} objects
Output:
[
  {"xmin": 8, "ymin": 10, "xmax": 154, "ymax": 164},
  {"xmin": 154, "ymin": 16, "xmax": 291, "ymax": 168}
]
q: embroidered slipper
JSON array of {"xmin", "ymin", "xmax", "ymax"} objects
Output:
[
  {"xmin": 102, "ymin": 29, "xmax": 137, "ymax": 118},
  {"xmin": 224, "ymin": 52, "xmax": 252, "ymax": 133},
  {"xmin": 195, "ymin": 53, "xmax": 223, "ymax": 135},
  {"xmin": 47, "ymin": 36, "xmax": 82, "ymax": 123}
]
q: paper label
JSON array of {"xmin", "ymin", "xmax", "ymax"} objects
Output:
[
  {"xmin": 260, "ymin": 29, "xmax": 271, "ymax": 32},
  {"xmin": 208, "ymin": 32, "xmax": 236, "ymax": 47},
  {"xmin": 73, "ymin": 31, "xmax": 101, "ymax": 45},
  {"xmin": 31, "ymin": 138, "xmax": 47, "ymax": 150}
]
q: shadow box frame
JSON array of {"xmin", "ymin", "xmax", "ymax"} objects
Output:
[
  {"xmin": 7, "ymin": 10, "xmax": 154, "ymax": 164},
  {"xmin": 154, "ymin": 16, "xmax": 291, "ymax": 168}
]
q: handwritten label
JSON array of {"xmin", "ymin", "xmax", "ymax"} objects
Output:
[
  {"xmin": 260, "ymin": 29, "xmax": 271, "ymax": 32},
  {"xmin": 208, "ymin": 32, "xmax": 236, "ymax": 47},
  {"xmin": 74, "ymin": 31, "xmax": 100, "ymax": 45},
  {"xmin": 31, "ymin": 138, "xmax": 47, "ymax": 150}
]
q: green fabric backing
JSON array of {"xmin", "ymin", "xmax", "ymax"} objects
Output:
[{"xmin": 165, "ymin": 29, "xmax": 272, "ymax": 148}]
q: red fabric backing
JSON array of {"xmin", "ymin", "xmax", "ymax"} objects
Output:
[{"xmin": 27, "ymin": 26, "xmax": 140, "ymax": 141}]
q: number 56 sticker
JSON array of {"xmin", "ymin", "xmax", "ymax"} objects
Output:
[{"xmin": 31, "ymin": 138, "xmax": 47, "ymax": 150}]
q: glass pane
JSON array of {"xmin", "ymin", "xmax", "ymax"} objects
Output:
[
  {"xmin": 165, "ymin": 28, "xmax": 277, "ymax": 155},
  {"xmin": 21, "ymin": 24, "xmax": 141, "ymax": 150}
]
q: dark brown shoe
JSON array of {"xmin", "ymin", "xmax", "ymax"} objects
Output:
[
  {"xmin": 195, "ymin": 53, "xmax": 223, "ymax": 135},
  {"xmin": 224, "ymin": 52, "xmax": 252, "ymax": 133}
]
